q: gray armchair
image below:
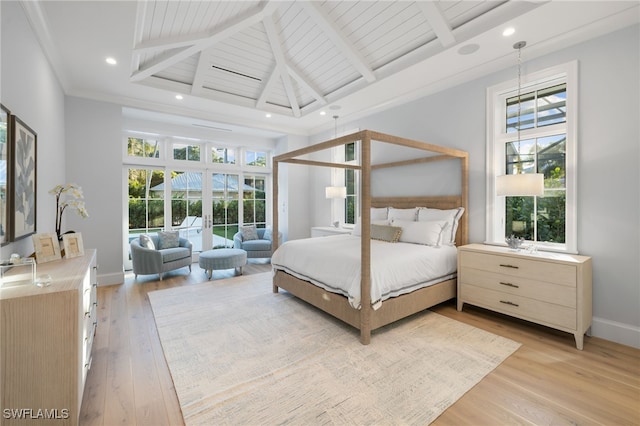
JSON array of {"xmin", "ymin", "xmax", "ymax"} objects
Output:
[
  {"xmin": 233, "ymin": 228, "xmax": 281, "ymax": 259},
  {"xmin": 130, "ymin": 235, "xmax": 192, "ymax": 280}
]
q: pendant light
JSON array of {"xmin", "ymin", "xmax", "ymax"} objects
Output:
[{"xmin": 496, "ymin": 41, "xmax": 544, "ymax": 197}]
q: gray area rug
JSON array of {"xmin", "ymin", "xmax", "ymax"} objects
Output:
[{"xmin": 149, "ymin": 272, "xmax": 520, "ymax": 425}]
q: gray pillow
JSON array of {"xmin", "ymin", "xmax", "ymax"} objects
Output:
[
  {"xmin": 139, "ymin": 234, "xmax": 155, "ymax": 250},
  {"xmin": 241, "ymin": 225, "xmax": 259, "ymax": 241},
  {"xmin": 370, "ymin": 224, "xmax": 403, "ymax": 243},
  {"xmin": 157, "ymin": 231, "xmax": 179, "ymax": 249},
  {"xmin": 263, "ymin": 228, "xmax": 272, "ymax": 241}
]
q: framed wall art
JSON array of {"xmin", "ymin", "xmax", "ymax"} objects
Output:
[
  {"xmin": 0, "ymin": 104, "xmax": 11, "ymax": 246},
  {"xmin": 11, "ymin": 115, "xmax": 37, "ymax": 241},
  {"xmin": 62, "ymin": 232, "xmax": 84, "ymax": 258},
  {"xmin": 32, "ymin": 232, "xmax": 61, "ymax": 263}
]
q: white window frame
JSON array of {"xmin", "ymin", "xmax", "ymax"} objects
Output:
[{"xmin": 486, "ymin": 61, "xmax": 578, "ymax": 253}]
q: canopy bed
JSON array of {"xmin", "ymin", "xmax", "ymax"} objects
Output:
[{"xmin": 272, "ymin": 130, "xmax": 468, "ymax": 344}]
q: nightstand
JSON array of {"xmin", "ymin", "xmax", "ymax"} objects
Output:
[
  {"xmin": 311, "ymin": 226, "xmax": 352, "ymax": 237},
  {"xmin": 457, "ymin": 243, "xmax": 592, "ymax": 350}
]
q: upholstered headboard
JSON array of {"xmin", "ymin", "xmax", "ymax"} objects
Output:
[{"xmin": 371, "ymin": 195, "xmax": 467, "ymax": 247}]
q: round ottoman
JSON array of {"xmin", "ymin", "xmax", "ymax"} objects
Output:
[{"xmin": 198, "ymin": 248, "xmax": 247, "ymax": 279}]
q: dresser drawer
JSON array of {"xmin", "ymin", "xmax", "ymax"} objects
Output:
[
  {"xmin": 461, "ymin": 284, "xmax": 576, "ymax": 330},
  {"xmin": 459, "ymin": 268, "xmax": 576, "ymax": 308},
  {"xmin": 460, "ymin": 251, "xmax": 576, "ymax": 287}
]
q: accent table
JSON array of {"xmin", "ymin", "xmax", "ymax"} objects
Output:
[{"xmin": 457, "ymin": 244, "xmax": 592, "ymax": 350}]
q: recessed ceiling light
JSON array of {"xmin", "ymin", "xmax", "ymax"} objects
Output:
[
  {"xmin": 503, "ymin": 27, "xmax": 515, "ymax": 37},
  {"xmin": 105, "ymin": 57, "xmax": 117, "ymax": 65},
  {"xmin": 320, "ymin": 111, "xmax": 326, "ymax": 116},
  {"xmin": 265, "ymin": 113, "xmax": 271, "ymax": 118},
  {"xmin": 175, "ymin": 95, "xmax": 183, "ymax": 100}
]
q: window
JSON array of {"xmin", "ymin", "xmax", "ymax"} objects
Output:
[
  {"xmin": 487, "ymin": 62, "xmax": 577, "ymax": 253},
  {"xmin": 211, "ymin": 147, "xmax": 235, "ymax": 164},
  {"xmin": 245, "ymin": 150, "xmax": 267, "ymax": 167},
  {"xmin": 344, "ymin": 142, "xmax": 358, "ymax": 225},
  {"xmin": 127, "ymin": 168, "xmax": 165, "ymax": 235},
  {"xmin": 243, "ymin": 175, "xmax": 266, "ymax": 228},
  {"xmin": 212, "ymin": 173, "xmax": 240, "ymax": 246},
  {"xmin": 173, "ymin": 143, "xmax": 201, "ymax": 161},
  {"xmin": 128, "ymin": 137, "xmax": 160, "ymax": 158}
]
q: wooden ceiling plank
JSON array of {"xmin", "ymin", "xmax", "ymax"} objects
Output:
[
  {"xmin": 416, "ymin": 1, "xmax": 456, "ymax": 47},
  {"xmin": 287, "ymin": 62, "xmax": 327, "ymax": 106},
  {"xmin": 300, "ymin": 1, "xmax": 376, "ymax": 83},
  {"xmin": 256, "ymin": 66, "xmax": 278, "ymax": 108},
  {"xmin": 263, "ymin": 14, "xmax": 301, "ymax": 117},
  {"xmin": 131, "ymin": 3, "xmax": 270, "ymax": 82}
]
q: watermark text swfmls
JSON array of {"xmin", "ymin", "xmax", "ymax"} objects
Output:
[{"xmin": 3, "ymin": 408, "xmax": 70, "ymax": 420}]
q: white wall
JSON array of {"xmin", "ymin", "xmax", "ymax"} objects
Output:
[
  {"xmin": 308, "ymin": 25, "xmax": 640, "ymax": 348},
  {"xmin": 65, "ymin": 97, "xmax": 124, "ymax": 285},
  {"xmin": 1, "ymin": 1, "xmax": 66, "ymax": 259}
]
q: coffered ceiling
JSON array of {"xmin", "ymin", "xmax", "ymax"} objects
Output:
[{"xmin": 23, "ymin": 1, "xmax": 639, "ymax": 136}]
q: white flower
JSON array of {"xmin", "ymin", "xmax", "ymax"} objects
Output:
[{"xmin": 51, "ymin": 183, "xmax": 89, "ymax": 238}]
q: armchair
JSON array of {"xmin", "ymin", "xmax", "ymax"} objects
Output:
[
  {"xmin": 130, "ymin": 234, "xmax": 192, "ymax": 280},
  {"xmin": 233, "ymin": 228, "xmax": 281, "ymax": 259}
]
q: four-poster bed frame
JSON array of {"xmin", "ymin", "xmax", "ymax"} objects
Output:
[{"xmin": 272, "ymin": 130, "xmax": 469, "ymax": 344}]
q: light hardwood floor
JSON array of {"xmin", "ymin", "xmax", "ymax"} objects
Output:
[{"xmin": 80, "ymin": 264, "xmax": 640, "ymax": 425}]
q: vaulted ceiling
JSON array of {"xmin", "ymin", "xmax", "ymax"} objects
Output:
[{"xmin": 24, "ymin": 1, "xmax": 639, "ymax": 136}]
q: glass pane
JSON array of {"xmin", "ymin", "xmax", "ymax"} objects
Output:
[
  {"xmin": 255, "ymin": 200, "xmax": 266, "ymax": 223},
  {"xmin": 128, "ymin": 138, "xmax": 159, "ymax": 158},
  {"xmin": 537, "ymin": 84, "xmax": 566, "ymax": 127},
  {"xmin": 506, "ymin": 92, "xmax": 535, "ymax": 133},
  {"xmin": 346, "ymin": 169, "xmax": 355, "ymax": 194},
  {"xmin": 173, "ymin": 144, "xmax": 200, "ymax": 161},
  {"xmin": 211, "ymin": 147, "xmax": 235, "ymax": 164},
  {"xmin": 243, "ymin": 200, "xmax": 255, "ymax": 223},
  {"xmin": 537, "ymin": 134, "xmax": 566, "ymax": 189},
  {"xmin": 537, "ymin": 194, "xmax": 566, "ymax": 243},
  {"xmin": 505, "ymin": 138, "xmax": 536, "ymax": 174},
  {"xmin": 345, "ymin": 196, "xmax": 356, "ymax": 224},
  {"xmin": 505, "ymin": 196, "xmax": 535, "ymax": 240},
  {"xmin": 345, "ymin": 142, "xmax": 356, "ymax": 162},
  {"xmin": 128, "ymin": 168, "xmax": 164, "ymax": 235}
]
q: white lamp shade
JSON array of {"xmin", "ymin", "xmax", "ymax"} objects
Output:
[
  {"xmin": 325, "ymin": 186, "xmax": 347, "ymax": 199},
  {"xmin": 496, "ymin": 173, "xmax": 544, "ymax": 196}
]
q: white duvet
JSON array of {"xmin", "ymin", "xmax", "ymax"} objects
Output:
[{"xmin": 271, "ymin": 234, "xmax": 457, "ymax": 310}]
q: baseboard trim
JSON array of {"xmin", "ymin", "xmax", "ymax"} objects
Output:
[
  {"xmin": 591, "ymin": 316, "xmax": 640, "ymax": 349},
  {"xmin": 98, "ymin": 271, "xmax": 124, "ymax": 286}
]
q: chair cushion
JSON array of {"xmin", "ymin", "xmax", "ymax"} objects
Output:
[
  {"xmin": 242, "ymin": 239, "xmax": 271, "ymax": 251},
  {"xmin": 139, "ymin": 234, "xmax": 155, "ymax": 250},
  {"xmin": 157, "ymin": 230, "xmax": 180, "ymax": 249},
  {"xmin": 161, "ymin": 247, "xmax": 190, "ymax": 263}
]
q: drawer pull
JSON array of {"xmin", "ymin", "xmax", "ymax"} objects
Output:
[
  {"xmin": 499, "ymin": 281, "xmax": 520, "ymax": 288},
  {"xmin": 499, "ymin": 263, "xmax": 519, "ymax": 269},
  {"xmin": 500, "ymin": 300, "xmax": 519, "ymax": 307}
]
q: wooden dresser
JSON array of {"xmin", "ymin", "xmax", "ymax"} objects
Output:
[
  {"xmin": 457, "ymin": 244, "xmax": 592, "ymax": 350},
  {"xmin": 0, "ymin": 250, "xmax": 97, "ymax": 425}
]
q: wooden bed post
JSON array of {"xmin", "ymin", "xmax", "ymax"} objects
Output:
[
  {"xmin": 360, "ymin": 131, "xmax": 372, "ymax": 345},
  {"xmin": 272, "ymin": 158, "xmax": 279, "ymax": 293}
]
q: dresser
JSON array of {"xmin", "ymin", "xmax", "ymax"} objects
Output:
[
  {"xmin": 457, "ymin": 244, "xmax": 592, "ymax": 350},
  {"xmin": 311, "ymin": 226, "xmax": 352, "ymax": 237},
  {"xmin": 0, "ymin": 250, "xmax": 98, "ymax": 425}
]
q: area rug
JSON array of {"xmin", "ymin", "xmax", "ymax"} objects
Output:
[{"xmin": 148, "ymin": 272, "xmax": 520, "ymax": 425}]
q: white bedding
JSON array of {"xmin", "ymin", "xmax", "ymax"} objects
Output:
[{"xmin": 271, "ymin": 234, "xmax": 457, "ymax": 309}]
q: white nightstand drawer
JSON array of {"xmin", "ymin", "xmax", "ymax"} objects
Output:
[
  {"xmin": 462, "ymin": 284, "xmax": 576, "ymax": 330},
  {"xmin": 459, "ymin": 268, "xmax": 576, "ymax": 308},
  {"xmin": 460, "ymin": 250, "xmax": 576, "ymax": 287}
]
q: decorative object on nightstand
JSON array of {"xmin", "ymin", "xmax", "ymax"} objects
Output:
[
  {"xmin": 49, "ymin": 183, "xmax": 89, "ymax": 241},
  {"xmin": 505, "ymin": 234, "xmax": 524, "ymax": 250},
  {"xmin": 457, "ymin": 243, "xmax": 592, "ymax": 350}
]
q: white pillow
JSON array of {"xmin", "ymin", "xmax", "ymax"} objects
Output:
[
  {"xmin": 391, "ymin": 219, "xmax": 448, "ymax": 246},
  {"xmin": 388, "ymin": 207, "xmax": 417, "ymax": 222},
  {"xmin": 417, "ymin": 207, "xmax": 464, "ymax": 245},
  {"xmin": 351, "ymin": 219, "xmax": 391, "ymax": 236},
  {"xmin": 371, "ymin": 207, "xmax": 388, "ymax": 221}
]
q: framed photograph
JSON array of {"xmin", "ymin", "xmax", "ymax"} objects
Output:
[
  {"xmin": 0, "ymin": 104, "xmax": 11, "ymax": 246},
  {"xmin": 62, "ymin": 232, "xmax": 84, "ymax": 258},
  {"xmin": 32, "ymin": 233, "xmax": 61, "ymax": 264},
  {"xmin": 11, "ymin": 115, "xmax": 37, "ymax": 241}
]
